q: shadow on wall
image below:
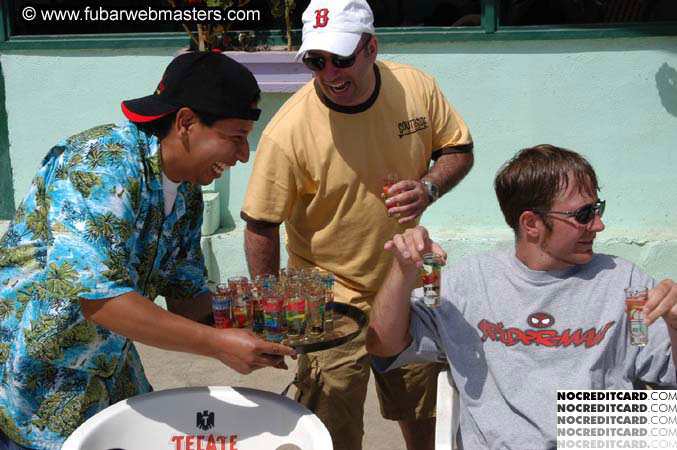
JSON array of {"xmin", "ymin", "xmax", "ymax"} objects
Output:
[
  {"xmin": 0, "ymin": 62, "xmax": 16, "ymax": 219},
  {"xmin": 214, "ymin": 170, "xmax": 236, "ymax": 233},
  {"xmin": 656, "ymin": 63, "xmax": 677, "ymax": 118}
]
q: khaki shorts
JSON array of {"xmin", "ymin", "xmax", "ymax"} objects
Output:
[{"xmin": 294, "ymin": 326, "xmax": 446, "ymax": 450}]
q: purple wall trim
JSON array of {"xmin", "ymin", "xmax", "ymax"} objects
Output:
[{"xmin": 229, "ymin": 51, "xmax": 312, "ymax": 93}]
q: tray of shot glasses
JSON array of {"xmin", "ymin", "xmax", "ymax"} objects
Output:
[{"xmin": 282, "ymin": 302, "xmax": 368, "ymax": 354}]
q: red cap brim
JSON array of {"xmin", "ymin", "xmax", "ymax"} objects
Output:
[{"xmin": 121, "ymin": 101, "xmax": 175, "ymax": 123}]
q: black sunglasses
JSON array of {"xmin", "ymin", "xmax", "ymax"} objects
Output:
[
  {"xmin": 530, "ymin": 200, "xmax": 606, "ymax": 225},
  {"xmin": 302, "ymin": 36, "xmax": 372, "ymax": 72}
]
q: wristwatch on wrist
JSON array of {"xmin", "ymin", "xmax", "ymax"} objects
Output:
[{"xmin": 420, "ymin": 179, "xmax": 440, "ymax": 204}]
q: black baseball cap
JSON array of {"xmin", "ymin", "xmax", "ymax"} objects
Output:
[{"xmin": 121, "ymin": 51, "xmax": 261, "ymax": 122}]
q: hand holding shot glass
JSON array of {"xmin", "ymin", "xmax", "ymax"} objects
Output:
[
  {"xmin": 626, "ymin": 278, "xmax": 677, "ymax": 347},
  {"xmin": 381, "ymin": 174, "xmax": 440, "ymax": 224},
  {"xmin": 384, "ymin": 226, "xmax": 447, "ymax": 306}
]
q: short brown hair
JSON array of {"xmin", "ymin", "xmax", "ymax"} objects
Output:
[{"xmin": 494, "ymin": 144, "xmax": 599, "ymax": 234}]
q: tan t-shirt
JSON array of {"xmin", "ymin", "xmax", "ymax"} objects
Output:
[{"xmin": 242, "ymin": 60, "xmax": 472, "ymax": 308}]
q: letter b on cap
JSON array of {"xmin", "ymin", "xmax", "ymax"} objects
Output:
[{"xmin": 314, "ymin": 8, "xmax": 329, "ymax": 28}]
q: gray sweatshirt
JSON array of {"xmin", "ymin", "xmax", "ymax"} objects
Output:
[{"xmin": 372, "ymin": 251, "xmax": 676, "ymax": 450}]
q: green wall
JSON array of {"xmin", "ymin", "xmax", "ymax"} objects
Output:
[{"xmin": 2, "ymin": 36, "xmax": 677, "ymax": 281}]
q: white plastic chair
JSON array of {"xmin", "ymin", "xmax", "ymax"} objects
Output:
[
  {"xmin": 435, "ymin": 367, "xmax": 460, "ymax": 450},
  {"xmin": 62, "ymin": 386, "xmax": 332, "ymax": 450}
]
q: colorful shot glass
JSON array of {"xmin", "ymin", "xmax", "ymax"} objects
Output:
[
  {"xmin": 317, "ymin": 270, "xmax": 335, "ymax": 327},
  {"xmin": 381, "ymin": 173, "xmax": 400, "ymax": 218},
  {"xmin": 279, "ymin": 267, "xmax": 298, "ymax": 288},
  {"xmin": 212, "ymin": 283, "xmax": 232, "ymax": 329},
  {"xmin": 251, "ymin": 276, "xmax": 268, "ymax": 335},
  {"xmin": 263, "ymin": 292, "xmax": 284, "ymax": 343},
  {"xmin": 422, "ymin": 253, "xmax": 442, "ymax": 307},
  {"xmin": 625, "ymin": 286, "xmax": 649, "ymax": 347},
  {"xmin": 285, "ymin": 295, "xmax": 306, "ymax": 344},
  {"xmin": 228, "ymin": 276, "xmax": 251, "ymax": 329},
  {"xmin": 307, "ymin": 279, "xmax": 325, "ymax": 337}
]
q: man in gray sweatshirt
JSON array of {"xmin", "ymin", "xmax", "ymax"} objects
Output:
[{"xmin": 367, "ymin": 144, "xmax": 677, "ymax": 450}]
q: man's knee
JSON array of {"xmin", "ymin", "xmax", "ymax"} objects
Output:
[
  {"xmin": 399, "ymin": 417, "xmax": 436, "ymax": 450},
  {"xmin": 375, "ymin": 362, "xmax": 445, "ymax": 420}
]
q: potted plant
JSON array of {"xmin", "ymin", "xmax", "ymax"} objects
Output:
[{"xmin": 168, "ymin": 0, "xmax": 299, "ymax": 51}]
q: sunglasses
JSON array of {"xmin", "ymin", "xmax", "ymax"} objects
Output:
[
  {"xmin": 302, "ymin": 36, "xmax": 372, "ymax": 72},
  {"xmin": 530, "ymin": 200, "xmax": 606, "ymax": 225}
]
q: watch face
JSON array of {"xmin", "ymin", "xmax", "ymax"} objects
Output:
[{"xmin": 423, "ymin": 180, "xmax": 439, "ymax": 202}]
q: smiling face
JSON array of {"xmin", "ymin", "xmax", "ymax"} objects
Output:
[
  {"xmin": 185, "ymin": 117, "xmax": 253, "ymax": 185},
  {"xmin": 520, "ymin": 179, "xmax": 606, "ymax": 271},
  {"xmin": 161, "ymin": 108, "xmax": 254, "ymax": 185},
  {"xmin": 308, "ymin": 35, "xmax": 378, "ymax": 106}
]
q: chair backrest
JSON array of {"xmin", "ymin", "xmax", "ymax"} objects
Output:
[
  {"xmin": 62, "ymin": 386, "xmax": 332, "ymax": 450},
  {"xmin": 435, "ymin": 367, "xmax": 460, "ymax": 450}
]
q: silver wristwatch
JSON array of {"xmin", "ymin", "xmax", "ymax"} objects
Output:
[{"xmin": 420, "ymin": 179, "xmax": 440, "ymax": 204}]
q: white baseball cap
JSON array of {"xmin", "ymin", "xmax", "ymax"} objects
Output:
[{"xmin": 296, "ymin": 0, "xmax": 375, "ymax": 59}]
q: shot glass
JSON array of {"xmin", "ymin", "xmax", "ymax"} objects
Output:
[
  {"xmin": 300, "ymin": 267, "xmax": 319, "ymax": 277},
  {"xmin": 228, "ymin": 276, "xmax": 251, "ymax": 329},
  {"xmin": 263, "ymin": 290, "xmax": 284, "ymax": 343},
  {"xmin": 421, "ymin": 253, "xmax": 442, "ymax": 307},
  {"xmin": 251, "ymin": 275, "xmax": 268, "ymax": 335},
  {"xmin": 307, "ymin": 278, "xmax": 325, "ymax": 338},
  {"xmin": 279, "ymin": 267, "xmax": 298, "ymax": 288},
  {"xmin": 317, "ymin": 270, "xmax": 335, "ymax": 327},
  {"xmin": 212, "ymin": 283, "xmax": 232, "ymax": 329},
  {"xmin": 625, "ymin": 286, "xmax": 649, "ymax": 347},
  {"xmin": 285, "ymin": 290, "xmax": 306, "ymax": 344},
  {"xmin": 381, "ymin": 173, "xmax": 400, "ymax": 218}
]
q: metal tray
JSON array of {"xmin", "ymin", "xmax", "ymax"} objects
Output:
[
  {"xmin": 208, "ymin": 303, "xmax": 368, "ymax": 354},
  {"xmin": 283, "ymin": 302, "xmax": 368, "ymax": 354}
]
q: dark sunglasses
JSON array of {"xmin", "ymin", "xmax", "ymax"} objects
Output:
[
  {"xmin": 302, "ymin": 36, "xmax": 372, "ymax": 72},
  {"xmin": 530, "ymin": 200, "xmax": 606, "ymax": 225}
]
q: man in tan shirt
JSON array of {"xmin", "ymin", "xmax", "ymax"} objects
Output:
[{"xmin": 241, "ymin": 1, "xmax": 474, "ymax": 448}]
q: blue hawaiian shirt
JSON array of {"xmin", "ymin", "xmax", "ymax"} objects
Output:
[{"xmin": 0, "ymin": 121, "xmax": 209, "ymax": 449}]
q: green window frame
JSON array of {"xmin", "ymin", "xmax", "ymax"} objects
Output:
[{"xmin": 1, "ymin": 0, "xmax": 677, "ymax": 50}]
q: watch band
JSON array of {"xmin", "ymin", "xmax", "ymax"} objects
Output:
[{"xmin": 421, "ymin": 179, "xmax": 439, "ymax": 204}]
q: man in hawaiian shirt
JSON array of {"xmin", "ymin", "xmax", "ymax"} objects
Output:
[{"xmin": 0, "ymin": 52, "xmax": 295, "ymax": 450}]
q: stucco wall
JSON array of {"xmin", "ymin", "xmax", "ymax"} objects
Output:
[{"xmin": 1, "ymin": 36, "xmax": 676, "ymax": 282}]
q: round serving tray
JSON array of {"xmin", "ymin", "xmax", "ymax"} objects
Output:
[{"xmin": 284, "ymin": 302, "xmax": 368, "ymax": 354}]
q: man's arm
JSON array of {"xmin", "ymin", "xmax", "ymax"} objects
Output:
[
  {"xmin": 81, "ymin": 291, "xmax": 295, "ymax": 374},
  {"xmin": 423, "ymin": 150, "xmax": 474, "ymax": 198},
  {"xmin": 366, "ymin": 226, "xmax": 446, "ymax": 357},
  {"xmin": 244, "ymin": 222, "xmax": 281, "ymax": 278},
  {"xmin": 386, "ymin": 151, "xmax": 474, "ymax": 224},
  {"xmin": 366, "ymin": 253, "xmax": 417, "ymax": 357}
]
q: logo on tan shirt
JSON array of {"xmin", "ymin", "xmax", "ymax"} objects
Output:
[{"xmin": 398, "ymin": 116, "xmax": 428, "ymax": 138}]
